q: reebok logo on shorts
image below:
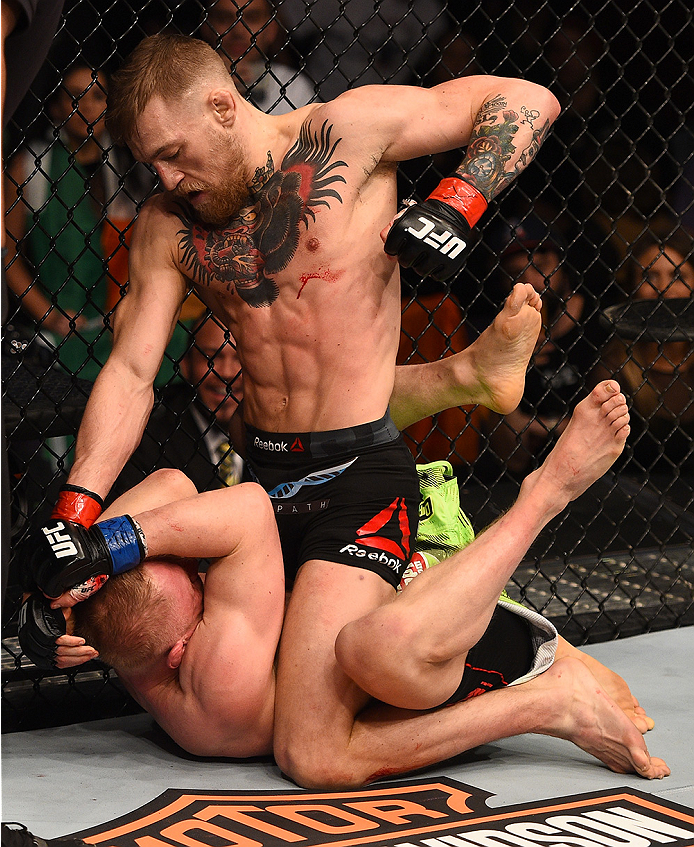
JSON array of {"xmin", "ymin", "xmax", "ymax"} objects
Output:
[
  {"xmin": 340, "ymin": 497, "xmax": 411, "ymax": 573},
  {"xmin": 253, "ymin": 436, "xmax": 289, "ymax": 452}
]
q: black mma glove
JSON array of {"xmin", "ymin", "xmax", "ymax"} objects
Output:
[
  {"xmin": 29, "ymin": 515, "xmax": 147, "ymax": 599},
  {"xmin": 52, "ymin": 484, "xmax": 104, "ymax": 528},
  {"xmin": 384, "ymin": 177, "xmax": 488, "ymax": 282},
  {"xmin": 18, "ymin": 595, "xmax": 67, "ymax": 670}
]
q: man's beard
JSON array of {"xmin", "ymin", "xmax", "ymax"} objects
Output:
[{"xmin": 176, "ymin": 135, "xmax": 250, "ymax": 228}]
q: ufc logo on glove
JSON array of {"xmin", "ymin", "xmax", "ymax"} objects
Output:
[
  {"xmin": 41, "ymin": 522, "xmax": 79, "ymax": 559},
  {"xmin": 405, "ymin": 216, "xmax": 468, "ymax": 258},
  {"xmin": 384, "ymin": 176, "xmax": 487, "ymax": 281}
]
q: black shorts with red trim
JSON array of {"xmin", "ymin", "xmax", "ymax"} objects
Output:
[
  {"xmin": 442, "ymin": 606, "xmax": 534, "ymax": 705},
  {"xmin": 245, "ymin": 411, "xmax": 420, "ymax": 589}
]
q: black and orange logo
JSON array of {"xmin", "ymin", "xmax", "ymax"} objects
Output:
[{"xmin": 72, "ymin": 777, "xmax": 694, "ymax": 847}]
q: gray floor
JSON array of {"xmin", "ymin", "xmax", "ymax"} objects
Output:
[{"xmin": 2, "ymin": 627, "xmax": 693, "ymax": 839}]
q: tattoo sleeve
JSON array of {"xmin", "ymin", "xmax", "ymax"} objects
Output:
[{"xmin": 456, "ymin": 95, "xmax": 552, "ymax": 199}]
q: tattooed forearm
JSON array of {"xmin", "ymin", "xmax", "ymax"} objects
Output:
[
  {"xmin": 496, "ymin": 116, "xmax": 552, "ymax": 194},
  {"xmin": 455, "ymin": 95, "xmax": 552, "ymax": 200}
]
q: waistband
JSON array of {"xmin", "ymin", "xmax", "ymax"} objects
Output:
[{"xmin": 245, "ymin": 409, "xmax": 400, "ymax": 461}]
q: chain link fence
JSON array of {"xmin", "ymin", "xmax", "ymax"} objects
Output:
[{"xmin": 2, "ymin": 0, "xmax": 693, "ymax": 731}]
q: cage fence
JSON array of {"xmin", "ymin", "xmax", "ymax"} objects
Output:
[{"xmin": 2, "ymin": 0, "xmax": 693, "ymax": 731}]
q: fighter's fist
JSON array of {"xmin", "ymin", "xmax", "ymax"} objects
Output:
[
  {"xmin": 28, "ymin": 515, "xmax": 146, "ymax": 599},
  {"xmin": 384, "ymin": 177, "xmax": 487, "ymax": 282}
]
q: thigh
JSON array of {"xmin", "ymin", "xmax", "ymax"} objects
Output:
[{"xmin": 273, "ymin": 559, "xmax": 394, "ymax": 776}]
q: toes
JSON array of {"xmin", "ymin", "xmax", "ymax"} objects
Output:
[
  {"xmin": 606, "ymin": 403, "xmax": 630, "ymax": 427},
  {"xmin": 506, "ymin": 283, "xmax": 525, "ymax": 312},
  {"xmin": 631, "ymin": 714, "xmax": 653, "ymax": 734},
  {"xmin": 594, "ymin": 379, "xmax": 621, "ymax": 403}
]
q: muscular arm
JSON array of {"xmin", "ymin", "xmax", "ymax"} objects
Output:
[
  {"xmin": 377, "ymin": 75, "xmax": 560, "ymax": 201},
  {"xmin": 67, "ymin": 201, "xmax": 187, "ymax": 500},
  {"xmin": 129, "ymin": 483, "xmax": 285, "ymax": 758}
]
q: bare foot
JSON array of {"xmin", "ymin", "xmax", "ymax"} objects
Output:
[
  {"xmin": 531, "ymin": 657, "xmax": 669, "ymax": 779},
  {"xmin": 464, "ymin": 283, "xmax": 542, "ymax": 414},
  {"xmin": 575, "ymin": 651, "xmax": 655, "ymax": 733},
  {"xmin": 521, "ymin": 380, "xmax": 630, "ymax": 517},
  {"xmin": 556, "ymin": 639, "xmax": 655, "ymax": 733}
]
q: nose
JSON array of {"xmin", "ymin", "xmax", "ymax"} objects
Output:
[{"xmin": 155, "ymin": 162, "xmax": 184, "ymax": 191}]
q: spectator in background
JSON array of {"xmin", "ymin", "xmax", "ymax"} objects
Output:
[
  {"xmin": 486, "ymin": 216, "xmax": 593, "ymax": 476},
  {"xmin": 3, "ymin": 62, "xmax": 153, "ymax": 382},
  {"xmin": 110, "ymin": 313, "xmax": 244, "ymax": 502},
  {"xmin": 278, "ymin": 0, "xmax": 450, "ymax": 100},
  {"xmin": 516, "ymin": 14, "xmax": 620, "ymax": 309},
  {"xmin": 199, "ymin": 0, "xmax": 316, "ymax": 114},
  {"xmin": 592, "ymin": 226, "xmax": 694, "ymax": 498}
]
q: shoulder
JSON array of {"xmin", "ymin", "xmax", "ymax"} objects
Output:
[
  {"xmin": 293, "ymin": 87, "xmax": 410, "ymax": 170},
  {"xmin": 131, "ymin": 194, "xmax": 189, "ymax": 249},
  {"xmin": 310, "ymin": 86, "xmax": 397, "ymax": 128}
]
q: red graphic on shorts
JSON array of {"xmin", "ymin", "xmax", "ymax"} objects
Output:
[
  {"xmin": 355, "ymin": 497, "xmax": 411, "ymax": 559},
  {"xmin": 290, "ymin": 438, "xmax": 305, "ymax": 452}
]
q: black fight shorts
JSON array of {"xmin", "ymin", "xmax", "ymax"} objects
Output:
[
  {"xmin": 245, "ymin": 411, "xmax": 420, "ymax": 589},
  {"xmin": 442, "ymin": 606, "xmax": 533, "ymax": 705}
]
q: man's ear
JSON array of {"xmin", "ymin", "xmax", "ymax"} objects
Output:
[
  {"xmin": 210, "ymin": 89, "xmax": 237, "ymax": 127},
  {"xmin": 167, "ymin": 638, "xmax": 187, "ymax": 670}
]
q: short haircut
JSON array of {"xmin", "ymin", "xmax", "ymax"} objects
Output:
[
  {"xmin": 106, "ymin": 33, "xmax": 231, "ymax": 146},
  {"xmin": 72, "ymin": 568, "xmax": 175, "ymax": 672}
]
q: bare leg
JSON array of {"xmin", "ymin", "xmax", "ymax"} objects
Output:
[
  {"xmin": 336, "ymin": 381, "xmax": 631, "ymax": 710},
  {"xmin": 283, "ymin": 653, "xmax": 668, "ymax": 789},
  {"xmin": 390, "ymin": 283, "xmax": 542, "ymax": 430},
  {"xmin": 274, "ymin": 382, "xmax": 666, "ymax": 790}
]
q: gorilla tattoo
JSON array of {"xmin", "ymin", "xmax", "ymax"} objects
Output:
[{"xmin": 176, "ymin": 120, "xmax": 347, "ymax": 308}]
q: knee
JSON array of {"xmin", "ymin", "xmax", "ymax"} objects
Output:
[
  {"xmin": 335, "ymin": 609, "xmax": 453, "ymax": 711},
  {"xmin": 273, "ymin": 736, "xmax": 365, "ymax": 790},
  {"xmin": 148, "ymin": 468, "xmax": 197, "ymax": 499},
  {"xmin": 335, "ymin": 606, "xmax": 413, "ymax": 688}
]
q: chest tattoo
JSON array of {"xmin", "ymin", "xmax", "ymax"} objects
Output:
[{"xmin": 176, "ymin": 120, "xmax": 347, "ymax": 308}]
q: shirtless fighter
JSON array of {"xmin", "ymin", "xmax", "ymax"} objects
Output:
[
  {"xmin": 22, "ymin": 381, "xmax": 668, "ymax": 784},
  {"xmin": 43, "ymin": 34, "xmax": 566, "ymax": 786}
]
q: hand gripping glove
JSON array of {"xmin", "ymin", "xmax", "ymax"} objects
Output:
[
  {"xmin": 384, "ymin": 177, "xmax": 488, "ymax": 282},
  {"xmin": 30, "ymin": 515, "xmax": 147, "ymax": 599},
  {"xmin": 18, "ymin": 595, "xmax": 67, "ymax": 669},
  {"xmin": 52, "ymin": 484, "xmax": 104, "ymax": 528}
]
